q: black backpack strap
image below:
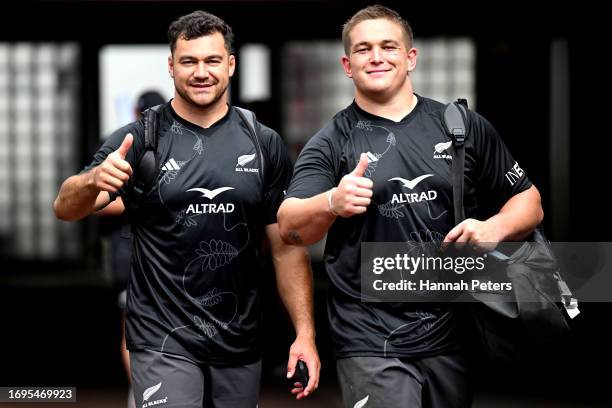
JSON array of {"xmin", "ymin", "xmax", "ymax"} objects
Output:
[
  {"xmin": 444, "ymin": 99, "xmax": 468, "ymax": 225},
  {"xmin": 120, "ymin": 104, "xmax": 163, "ymax": 239},
  {"xmin": 131, "ymin": 104, "xmax": 163, "ymax": 208},
  {"xmin": 234, "ymin": 106, "xmax": 266, "ymax": 189}
]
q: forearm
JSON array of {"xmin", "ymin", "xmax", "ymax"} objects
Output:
[
  {"xmin": 272, "ymin": 240, "xmax": 316, "ymax": 338},
  {"xmin": 53, "ymin": 170, "xmax": 105, "ymax": 221},
  {"xmin": 487, "ymin": 185, "xmax": 544, "ymax": 241},
  {"xmin": 278, "ymin": 193, "xmax": 336, "ymax": 246}
]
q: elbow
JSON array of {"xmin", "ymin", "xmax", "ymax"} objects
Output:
[
  {"xmin": 536, "ymin": 206, "xmax": 544, "ymax": 227},
  {"xmin": 532, "ymin": 185, "xmax": 544, "ymax": 227},
  {"xmin": 277, "ymin": 204, "xmax": 294, "ymax": 245},
  {"xmin": 277, "ymin": 201, "xmax": 312, "ymax": 246},
  {"xmin": 53, "ymin": 197, "xmax": 79, "ymax": 222},
  {"xmin": 53, "ymin": 197, "xmax": 68, "ymax": 221}
]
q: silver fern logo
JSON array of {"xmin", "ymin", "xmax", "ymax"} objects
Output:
[
  {"xmin": 141, "ymin": 381, "xmax": 167, "ymax": 406},
  {"xmin": 142, "ymin": 382, "xmax": 161, "ymax": 402},
  {"xmin": 236, "ymin": 153, "xmax": 256, "ymax": 167},
  {"xmin": 353, "ymin": 395, "xmax": 369, "ymax": 408},
  {"xmin": 235, "ymin": 153, "xmax": 258, "ymax": 173},
  {"xmin": 434, "ymin": 140, "xmax": 452, "ymax": 160}
]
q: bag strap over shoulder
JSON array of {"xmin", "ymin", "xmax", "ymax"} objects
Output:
[
  {"xmin": 444, "ymin": 99, "xmax": 579, "ymax": 317},
  {"xmin": 132, "ymin": 104, "xmax": 164, "ymax": 205},
  {"xmin": 443, "ymin": 98, "xmax": 468, "ymax": 225},
  {"xmin": 234, "ymin": 106, "xmax": 267, "ymax": 190}
]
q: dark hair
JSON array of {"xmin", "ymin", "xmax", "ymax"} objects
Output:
[
  {"xmin": 136, "ymin": 90, "xmax": 165, "ymax": 112},
  {"xmin": 342, "ymin": 5, "xmax": 413, "ymax": 55},
  {"xmin": 167, "ymin": 10, "xmax": 234, "ymax": 54}
]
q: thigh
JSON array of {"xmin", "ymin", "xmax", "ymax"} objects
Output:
[
  {"xmin": 130, "ymin": 348, "xmax": 204, "ymax": 408},
  {"xmin": 336, "ymin": 356, "xmax": 423, "ymax": 408},
  {"xmin": 420, "ymin": 353, "xmax": 472, "ymax": 408},
  {"xmin": 205, "ymin": 360, "xmax": 262, "ymax": 408}
]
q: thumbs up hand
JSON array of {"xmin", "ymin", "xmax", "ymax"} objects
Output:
[
  {"xmin": 329, "ymin": 153, "xmax": 373, "ymax": 217},
  {"xmin": 93, "ymin": 133, "xmax": 134, "ymax": 193}
]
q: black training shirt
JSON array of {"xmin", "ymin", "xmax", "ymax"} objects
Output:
[
  {"xmin": 86, "ymin": 103, "xmax": 292, "ymax": 365},
  {"xmin": 286, "ymin": 95, "xmax": 532, "ymax": 358}
]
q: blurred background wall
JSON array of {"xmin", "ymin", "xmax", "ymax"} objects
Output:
[{"xmin": 0, "ymin": 1, "xmax": 609, "ymax": 406}]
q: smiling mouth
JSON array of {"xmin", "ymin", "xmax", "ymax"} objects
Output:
[{"xmin": 191, "ymin": 83, "xmax": 214, "ymax": 88}]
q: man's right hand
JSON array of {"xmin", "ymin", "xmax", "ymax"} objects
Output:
[
  {"xmin": 329, "ymin": 153, "xmax": 373, "ymax": 217},
  {"xmin": 92, "ymin": 133, "xmax": 133, "ymax": 193}
]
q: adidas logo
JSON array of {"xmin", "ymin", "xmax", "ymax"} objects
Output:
[{"xmin": 161, "ymin": 158, "xmax": 181, "ymax": 171}]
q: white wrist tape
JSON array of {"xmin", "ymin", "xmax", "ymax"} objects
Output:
[{"xmin": 328, "ymin": 188, "xmax": 339, "ymax": 216}]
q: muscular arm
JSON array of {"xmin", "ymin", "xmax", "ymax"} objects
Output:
[
  {"xmin": 444, "ymin": 185, "xmax": 544, "ymax": 244},
  {"xmin": 278, "ymin": 153, "xmax": 372, "ymax": 246},
  {"xmin": 265, "ymin": 223, "xmax": 320, "ymax": 398},
  {"xmin": 277, "ymin": 193, "xmax": 336, "ymax": 246},
  {"xmin": 53, "ymin": 133, "xmax": 133, "ymax": 221},
  {"xmin": 53, "ymin": 171, "xmax": 113, "ymax": 221},
  {"xmin": 487, "ymin": 184, "xmax": 543, "ymax": 240}
]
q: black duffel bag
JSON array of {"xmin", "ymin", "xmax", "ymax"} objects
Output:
[
  {"xmin": 467, "ymin": 228, "xmax": 576, "ymax": 360},
  {"xmin": 444, "ymin": 100, "xmax": 578, "ymax": 360}
]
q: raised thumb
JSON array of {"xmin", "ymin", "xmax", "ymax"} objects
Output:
[
  {"xmin": 351, "ymin": 153, "xmax": 369, "ymax": 177},
  {"xmin": 116, "ymin": 133, "xmax": 133, "ymax": 159}
]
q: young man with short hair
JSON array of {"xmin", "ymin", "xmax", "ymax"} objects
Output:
[{"xmin": 278, "ymin": 5, "xmax": 542, "ymax": 407}]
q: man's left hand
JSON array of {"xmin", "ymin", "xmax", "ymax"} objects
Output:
[
  {"xmin": 443, "ymin": 218, "xmax": 505, "ymax": 251},
  {"xmin": 286, "ymin": 333, "xmax": 320, "ymax": 399}
]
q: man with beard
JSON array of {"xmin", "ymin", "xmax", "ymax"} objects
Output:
[
  {"xmin": 54, "ymin": 10, "xmax": 319, "ymax": 407},
  {"xmin": 277, "ymin": 5, "xmax": 542, "ymax": 408}
]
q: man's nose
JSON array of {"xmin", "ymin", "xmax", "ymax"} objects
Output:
[
  {"xmin": 370, "ymin": 47, "xmax": 384, "ymax": 63},
  {"xmin": 194, "ymin": 61, "xmax": 208, "ymax": 78}
]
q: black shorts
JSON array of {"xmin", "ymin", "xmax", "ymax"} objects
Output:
[
  {"xmin": 336, "ymin": 353, "xmax": 471, "ymax": 408},
  {"xmin": 130, "ymin": 348, "xmax": 261, "ymax": 408}
]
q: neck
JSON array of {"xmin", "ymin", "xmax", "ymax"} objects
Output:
[
  {"xmin": 171, "ymin": 95, "xmax": 229, "ymax": 128},
  {"xmin": 355, "ymin": 81, "xmax": 417, "ymax": 122}
]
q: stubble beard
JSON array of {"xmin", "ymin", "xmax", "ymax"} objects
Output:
[{"xmin": 175, "ymin": 80, "xmax": 229, "ymax": 110}]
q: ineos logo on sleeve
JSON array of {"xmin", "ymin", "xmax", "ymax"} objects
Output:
[{"xmin": 504, "ymin": 162, "xmax": 525, "ymax": 186}]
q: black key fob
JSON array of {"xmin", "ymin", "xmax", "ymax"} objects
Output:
[{"xmin": 293, "ymin": 360, "xmax": 309, "ymax": 387}]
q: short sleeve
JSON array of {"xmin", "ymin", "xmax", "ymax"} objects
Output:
[
  {"xmin": 285, "ymin": 129, "xmax": 339, "ymax": 200},
  {"xmin": 471, "ymin": 113, "xmax": 532, "ymax": 208},
  {"xmin": 260, "ymin": 125, "xmax": 293, "ymax": 225}
]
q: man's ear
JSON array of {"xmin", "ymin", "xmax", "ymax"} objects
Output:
[
  {"xmin": 228, "ymin": 54, "xmax": 236, "ymax": 78},
  {"xmin": 168, "ymin": 55, "xmax": 174, "ymax": 78},
  {"xmin": 407, "ymin": 47, "xmax": 418, "ymax": 73},
  {"xmin": 341, "ymin": 55, "xmax": 353, "ymax": 78}
]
